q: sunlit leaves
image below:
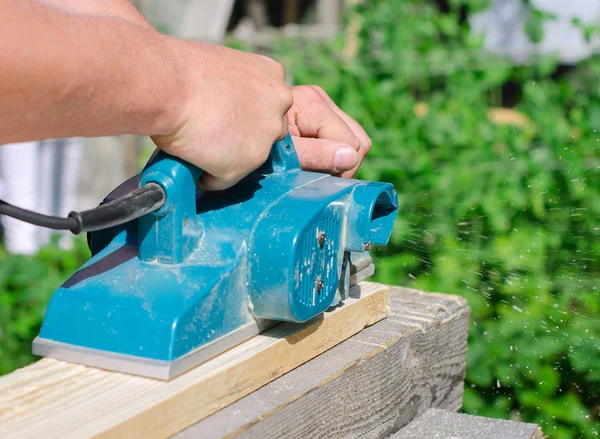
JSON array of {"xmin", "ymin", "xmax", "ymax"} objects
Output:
[
  {"xmin": 0, "ymin": 239, "xmax": 90, "ymax": 375},
  {"xmin": 273, "ymin": 0, "xmax": 599, "ymax": 436}
]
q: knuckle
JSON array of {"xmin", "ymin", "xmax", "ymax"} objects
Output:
[
  {"xmin": 271, "ymin": 114, "xmax": 289, "ymax": 141},
  {"xmin": 249, "ymin": 146, "xmax": 272, "ymax": 170},
  {"xmin": 295, "ymin": 85, "xmax": 322, "ymax": 102},
  {"xmin": 279, "ymin": 87, "xmax": 294, "ymax": 111},
  {"xmin": 279, "ymin": 125, "xmax": 289, "ymax": 141},
  {"xmin": 261, "ymin": 143, "xmax": 272, "ymax": 162},
  {"xmin": 220, "ymin": 168, "xmax": 242, "ymax": 184},
  {"xmin": 274, "ymin": 61, "xmax": 286, "ymax": 78},
  {"xmin": 298, "ymin": 149, "xmax": 318, "ymax": 170},
  {"xmin": 251, "ymin": 156, "xmax": 267, "ymax": 171},
  {"xmin": 260, "ymin": 55, "xmax": 286, "ymax": 78},
  {"xmin": 309, "ymin": 85, "xmax": 325, "ymax": 96},
  {"xmin": 361, "ymin": 138, "xmax": 372, "ymax": 153}
]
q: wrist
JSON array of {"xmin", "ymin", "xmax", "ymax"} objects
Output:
[{"xmin": 145, "ymin": 35, "xmax": 191, "ymax": 137}]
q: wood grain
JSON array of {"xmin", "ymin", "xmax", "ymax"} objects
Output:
[
  {"xmin": 0, "ymin": 282, "xmax": 389, "ymax": 439},
  {"xmin": 176, "ymin": 286, "xmax": 470, "ymax": 439},
  {"xmin": 390, "ymin": 408, "xmax": 545, "ymax": 439}
]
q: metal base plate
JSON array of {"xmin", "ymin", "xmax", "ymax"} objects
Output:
[
  {"xmin": 33, "ymin": 318, "xmax": 275, "ymax": 380},
  {"xmin": 33, "ymin": 258, "xmax": 375, "ymax": 380}
]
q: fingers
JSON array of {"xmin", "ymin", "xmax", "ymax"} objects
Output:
[
  {"xmin": 308, "ymin": 85, "xmax": 371, "ymax": 151},
  {"xmin": 288, "ymin": 86, "xmax": 360, "ymax": 151},
  {"xmin": 292, "ymin": 136, "xmax": 358, "ymax": 174},
  {"xmin": 307, "ymin": 86, "xmax": 371, "ymax": 178},
  {"xmin": 289, "ymin": 85, "xmax": 372, "ymax": 178},
  {"xmin": 190, "ymin": 134, "xmax": 361, "ymax": 192}
]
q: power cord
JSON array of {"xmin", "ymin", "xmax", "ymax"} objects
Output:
[{"xmin": 0, "ymin": 182, "xmax": 165, "ymax": 235}]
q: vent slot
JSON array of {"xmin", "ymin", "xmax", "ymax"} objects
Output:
[{"xmin": 296, "ymin": 216, "xmax": 340, "ymax": 308}]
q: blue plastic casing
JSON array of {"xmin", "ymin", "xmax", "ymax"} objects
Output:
[{"xmin": 37, "ymin": 136, "xmax": 398, "ymax": 364}]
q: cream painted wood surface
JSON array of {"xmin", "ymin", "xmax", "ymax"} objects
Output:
[{"xmin": 0, "ymin": 282, "xmax": 389, "ymax": 439}]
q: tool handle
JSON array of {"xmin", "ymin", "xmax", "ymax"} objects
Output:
[
  {"xmin": 141, "ymin": 134, "xmax": 300, "ymax": 191},
  {"xmin": 137, "ymin": 135, "xmax": 300, "ymax": 264},
  {"xmin": 264, "ymin": 134, "xmax": 301, "ymax": 173}
]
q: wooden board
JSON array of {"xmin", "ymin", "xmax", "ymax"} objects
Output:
[
  {"xmin": 391, "ymin": 408, "xmax": 544, "ymax": 439},
  {"xmin": 0, "ymin": 282, "xmax": 389, "ymax": 439},
  {"xmin": 175, "ymin": 286, "xmax": 470, "ymax": 439}
]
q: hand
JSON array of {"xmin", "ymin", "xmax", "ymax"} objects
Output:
[
  {"xmin": 152, "ymin": 41, "xmax": 292, "ymax": 190},
  {"xmin": 288, "ymin": 85, "xmax": 372, "ymax": 178}
]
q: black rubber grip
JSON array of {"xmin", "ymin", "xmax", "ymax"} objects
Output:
[{"xmin": 68, "ymin": 182, "xmax": 166, "ymax": 234}]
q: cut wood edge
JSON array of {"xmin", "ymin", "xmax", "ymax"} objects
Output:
[
  {"xmin": 390, "ymin": 408, "xmax": 545, "ymax": 439},
  {"xmin": 0, "ymin": 282, "xmax": 389, "ymax": 439}
]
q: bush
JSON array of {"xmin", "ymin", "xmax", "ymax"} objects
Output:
[
  {"xmin": 0, "ymin": 239, "xmax": 90, "ymax": 375},
  {"xmin": 275, "ymin": 0, "xmax": 599, "ymax": 437},
  {"xmin": 0, "ymin": 1, "xmax": 598, "ymax": 438}
]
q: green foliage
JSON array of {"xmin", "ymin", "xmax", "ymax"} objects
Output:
[
  {"xmin": 0, "ymin": 238, "xmax": 90, "ymax": 375},
  {"xmin": 274, "ymin": 0, "xmax": 599, "ymax": 437},
  {"xmin": 0, "ymin": 2, "xmax": 598, "ymax": 438}
]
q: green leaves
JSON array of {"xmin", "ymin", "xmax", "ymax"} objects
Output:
[
  {"xmin": 523, "ymin": 2, "xmax": 558, "ymax": 44},
  {"xmin": 0, "ymin": 238, "xmax": 90, "ymax": 375},
  {"xmin": 271, "ymin": 0, "xmax": 600, "ymax": 437}
]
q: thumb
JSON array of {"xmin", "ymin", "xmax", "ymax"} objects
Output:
[{"xmin": 292, "ymin": 136, "xmax": 358, "ymax": 174}]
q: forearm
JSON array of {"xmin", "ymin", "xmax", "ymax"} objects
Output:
[
  {"xmin": 36, "ymin": 0, "xmax": 153, "ymax": 29},
  {"xmin": 0, "ymin": 0, "xmax": 183, "ymax": 143}
]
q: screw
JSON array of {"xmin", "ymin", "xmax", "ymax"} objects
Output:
[
  {"xmin": 362, "ymin": 242, "xmax": 372, "ymax": 251},
  {"xmin": 315, "ymin": 278, "xmax": 324, "ymax": 292},
  {"xmin": 318, "ymin": 232, "xmax": 327, "ymax": 248}
]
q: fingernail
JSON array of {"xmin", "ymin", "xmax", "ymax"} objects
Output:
[{"xmin": 334, "ymin": 146, "xmax": 358, "ymax": 172}]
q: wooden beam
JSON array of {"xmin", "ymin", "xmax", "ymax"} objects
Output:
[
  {"xmin": 0, "ymin": 282, "xmax": 389, "ymax": 439},
  {"xmin": 175, "ymin": 286, "xmax": 470, "ymax": 438},
  {"xmin": 390, "ymin": 408, "xmax": 544, "ymax": 439}
]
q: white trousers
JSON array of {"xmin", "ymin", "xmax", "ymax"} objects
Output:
[{"xmin": 0, "ymin": 138, "xmax": 84, "ymax": 255}]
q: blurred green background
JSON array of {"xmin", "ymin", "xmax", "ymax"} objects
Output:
[{"xmin": 1, "ymin": 1, "xmax": 599, "ymax": 438}]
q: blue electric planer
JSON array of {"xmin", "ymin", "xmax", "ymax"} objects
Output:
[{"xmin": 32, "ymin": 135, "xmax": 398, "ymax": 380}]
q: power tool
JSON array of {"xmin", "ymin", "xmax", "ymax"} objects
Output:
[{"xmin": 1, "ymin": 135, "xmax": 397, "ymax": 380}]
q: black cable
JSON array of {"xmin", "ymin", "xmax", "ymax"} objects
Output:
[
  {"xmin": 69, "ymin": 183, "xmax": 165, "ymax": 234},
  {"xmin": 0, "ymin": 182, "xmax": 165, "ymax": 235},
  {"xmin": 0, "ymin": 201, "xmax": 78, "ymax": 230}
]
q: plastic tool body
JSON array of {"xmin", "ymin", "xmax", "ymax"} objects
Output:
[{"xmin": 33, "ymin": 136, "xmax": 398, "ymax": 379}]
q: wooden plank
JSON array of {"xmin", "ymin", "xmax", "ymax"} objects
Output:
[
  {"xmin": 175, "ymin": 286, "xmax": 470, "ymax": 438},
  {"xmin": 0, "ymin": 282, "xmax": 389, "ymax": 439},
  {"xmin": 391, "ymin": 408, "xmax": 544, "ymax": 439}
]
